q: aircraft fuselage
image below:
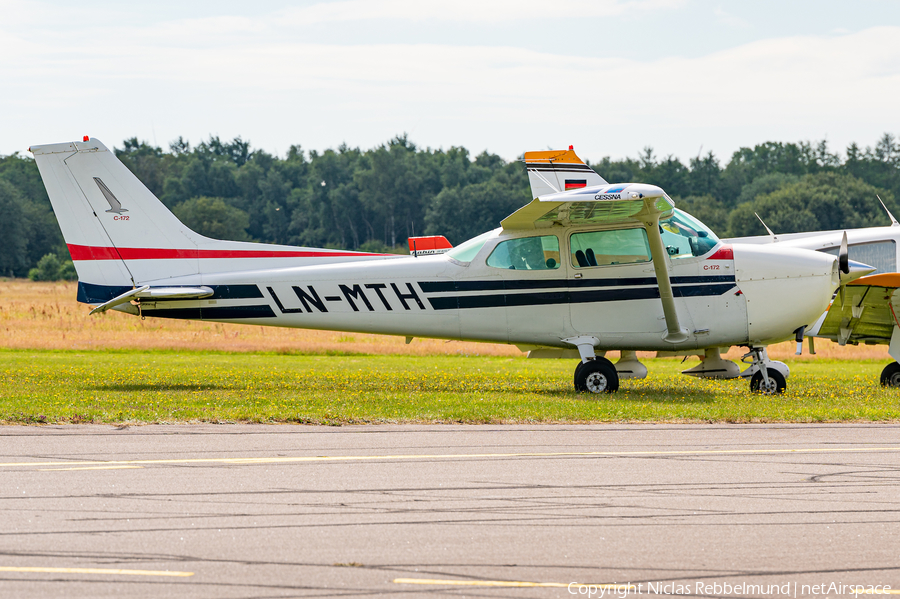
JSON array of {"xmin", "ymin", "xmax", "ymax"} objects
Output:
[{"xmin": 105, "ymin": 226, "xmax": 838, "ymax": 353}]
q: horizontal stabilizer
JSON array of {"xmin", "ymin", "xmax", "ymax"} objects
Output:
[
  {"xmin": 90, "ymin": 285, "xmax": 214, "ymax": 314},
  {"xmin": 523, "ymin": 147, "xmax": 607, "ymax": 199}
]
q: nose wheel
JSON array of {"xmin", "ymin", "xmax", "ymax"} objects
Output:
[
  {"xmin": 750, "ymin": 368, "xmax": 786, "ymax": 394},
  {"xmin": 574, "ymin": 357, "xmax": 619, "ymax": 394},
  {"xmin": 744, "ymin": 347, "xmax": 786, "ymax": 395}
]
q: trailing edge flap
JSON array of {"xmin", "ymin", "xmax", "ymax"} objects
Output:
[
  {"xmin": 501, "ymin": 183, "xmax": 675, "ymax": 231},
  {"xmin": 523, "ymin": 149, "xmax": 607, "ymax": 199},
  {"xmin": 90, "ymin": 285, "xmax": 214, "ymax": 314}
]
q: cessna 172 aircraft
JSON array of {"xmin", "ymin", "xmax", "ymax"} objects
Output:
[
  {"xmin": 725, "ymin": 214, "xmax": 900, "ymax": 387},
  {"xmin": 30, "ymin": 137, "xmax": 868, "ymax": 394},
  {"xmin": 520, "ymin": 148, "xmax": 900, "ymax": 389}
]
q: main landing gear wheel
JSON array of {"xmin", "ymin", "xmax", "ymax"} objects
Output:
[
  {"xmin": 574, "ymin": 358, "xmax": 619, "ymax": 394},
  {"xmin": 880, "ymin": 362, "xmax": 900, "ymax": 387},
  {"xmin": 750, "ymin": 368, "xmax": 786, "ymax": 395}
]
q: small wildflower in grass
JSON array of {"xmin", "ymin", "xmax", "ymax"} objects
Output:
[{"xmin": 0, "ymin": 351, "xmax": 898, "ymax": 424}]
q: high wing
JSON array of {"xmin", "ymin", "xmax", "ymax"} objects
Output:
[
  {"xmin": 501, "ymin": 183, "xmax": 673, "ymax": 230},
  {"xmin": 813, "ymin": 273, "xmax": 900, "ymax": 346},
  {"xmin": 502, "ymin": 182, "xmax": 689, "ymax": 345},
  {"xmin": 523, "ymin": 148, "xmax": 607, "ymax": 198}
]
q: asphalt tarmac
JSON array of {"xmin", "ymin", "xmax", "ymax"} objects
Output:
[{"xmin": 1, "ymin": 424, "xmax": 899, "ymax": 598}]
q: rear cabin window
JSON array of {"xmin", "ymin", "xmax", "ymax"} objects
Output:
[
  {"xmin": 570, "ymin": 228, "xmax": 651, "ymax": 267},
  {"xmin": 487, "ymin": 235, "xmax": 560, "ymax": 270}
]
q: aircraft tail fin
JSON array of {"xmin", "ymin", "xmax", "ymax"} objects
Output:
[
  {"xmin": 523, "ymin": 147, "xmax": 607, "ymax": 199},
  {"xmin": 30, "ymin": 138, "xmax": 388, "ymax": 304}
]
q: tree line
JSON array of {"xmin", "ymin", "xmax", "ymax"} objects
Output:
[{"xmin": 2, "ymin": 133, "xmax": 900, "ymax": 280}]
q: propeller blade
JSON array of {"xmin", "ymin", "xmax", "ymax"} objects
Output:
[{"xmin": 839, "ymin": 231, "xmax": 849, "ymax": 275}]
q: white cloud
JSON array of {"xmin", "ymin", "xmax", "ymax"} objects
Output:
[
  {"xmin": 713, "ymin": 6, "xmax": 751, "ymax": 29},
  {"xmin": 278, "ymin": 0, "xmax": 686, "ymax": 24},
  {"xmin": 2, "ymin": 4, "xmax": 899, "ymax": 161},
  {"xmin": 41, "ymin": 25, "xmax": 894, "ymax": 122}
]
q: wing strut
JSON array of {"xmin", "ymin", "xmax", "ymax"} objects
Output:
[
  {"xmin": 503, "ymin": 182, "xmax": 690, "ymax": 345},
  {"xmin": 640, "ymin": 212, "xmax": 689, "ymax": 344}
]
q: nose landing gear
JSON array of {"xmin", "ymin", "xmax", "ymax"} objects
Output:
[{"xmin": 744, "ymin": 347, "xmax": 786, "ymax": 394}]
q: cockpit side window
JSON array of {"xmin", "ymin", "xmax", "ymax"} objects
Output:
[
  {"xmin": 487, "ymin": 235, "xmax": 560, "ymax": 270},
  {"xmin": 570, "ymin": 228, "xmax": 651, "ymax": 268}
]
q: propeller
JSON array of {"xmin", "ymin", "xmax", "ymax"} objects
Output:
[
  {"xmin": 836, "ymin": 231, "xmax": 875, "ymax": 283},
  {"xmin": 836, "ymin": 231, "xmax": 850, "ymax": 321},
  {"xmin": 833, "ymin": 231, "xmax": 877, "ymax": 348},
  {"xmin": 839, "ymin": 231, "xmax": 849, "ymax": 275}
]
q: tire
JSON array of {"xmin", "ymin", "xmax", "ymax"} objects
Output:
[
  {"xmin": 750, "ymin": 368, "xmax": 786, "ymax": 394},
  {"xmin": 880, "ymin": 362, "xmax": 900, "ymax": 387},
  {"xmin": 574, "ymin": 358, "xmax": 619, "ymax": 394},
  {"xmin": 573, "ymin": 360, "xmax": 586, "ymax": 387}
]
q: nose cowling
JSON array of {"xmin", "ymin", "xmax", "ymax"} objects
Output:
[{"xmin": 732, "ymin": 244, "xmax": 839, "ymax": 345}]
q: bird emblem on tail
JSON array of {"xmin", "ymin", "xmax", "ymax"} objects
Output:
[{"xmin": 93, "ymin": 177, "xmax": 127, "ymax": 214}]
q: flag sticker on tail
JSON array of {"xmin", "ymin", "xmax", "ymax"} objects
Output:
[
  {"xmin": 523, "ymin": 147, "xmax": 607, "ymax": 199},
  {"xmin": 94, "ymin": 177, "xmax": 128, "ymax": 214}
]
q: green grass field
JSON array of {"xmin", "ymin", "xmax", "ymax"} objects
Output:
[{"xmin": 1, "ymin": 349, "xmax": 898, "ymax": 423}]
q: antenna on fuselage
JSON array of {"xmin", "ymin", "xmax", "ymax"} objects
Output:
[
  {"xmin": 877, "ymin": 195, "xmax": 899, "ymax": 227},
  {"xmin": 755, "ymin": 213, "xmax": 777, "ymax": 242}
]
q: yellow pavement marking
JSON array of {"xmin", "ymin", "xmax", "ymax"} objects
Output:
[
  {"xmin": 1, "ymin": 446, "xmax": 899, "ymax": 470},
  {"xmin": 0, "ymin": 566, "xmax": 193, "ymax": 577},
  {"xmin": 855, "ymin": 589, "xmax": 900, "ymax": 595},
  {"xmin": 394, "ymin": 578, "xmax": 634, "ymax": 589},
  {"xmin": 38, "ymin": 466, "xmax": 143, "ymax": 472}
]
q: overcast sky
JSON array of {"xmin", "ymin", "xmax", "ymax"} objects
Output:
[{"xmin": 2, "ymin": 0, "xmax": 899, "ymax": 164}]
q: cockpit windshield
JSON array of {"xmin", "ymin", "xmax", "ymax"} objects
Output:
[
  {"xmin": 445, "ymin": 230, "xmax": 495, "ymax": 263},
  {"xmin": 659, "ymin": 209, "xmax": 719, "ymax": 259}
]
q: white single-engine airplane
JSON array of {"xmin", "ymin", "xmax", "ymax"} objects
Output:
[
  {"xmin": 30, "ymin": 138, "xmax": 869, "ymax": 394},
  {"xmin": 725, "ymin": 211, "xmax": 900, "ymax": 387},
  {"xmin": 520, "ymin": 149, "xmax": 900, "ymax": 389}
]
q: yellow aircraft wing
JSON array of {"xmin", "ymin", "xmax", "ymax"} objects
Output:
[{"xmin": 817, "ymin": 273, "xmax": 900, "ymax": 345}]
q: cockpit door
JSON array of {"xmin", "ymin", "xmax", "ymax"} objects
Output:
[{"xmin": 567, "ymin": 227, "xmax": 693, "ymax": 343}]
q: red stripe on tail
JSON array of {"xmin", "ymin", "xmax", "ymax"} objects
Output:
[{"xmin": 67, "ymin": 244, "xmax": 387, "ymax": 261}]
